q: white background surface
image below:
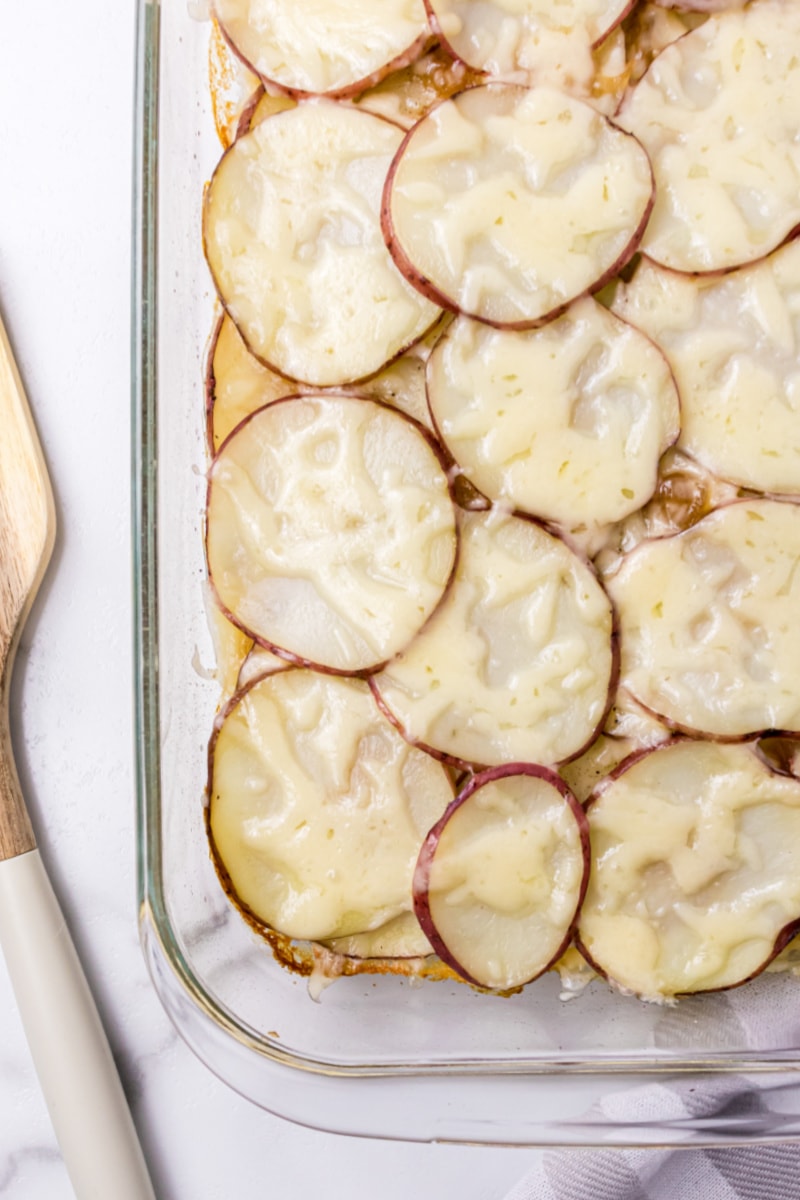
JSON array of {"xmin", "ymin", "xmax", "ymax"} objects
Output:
[{"xmin": 0, "ymin": 5, "xmax": 539, "ymax": 1197}]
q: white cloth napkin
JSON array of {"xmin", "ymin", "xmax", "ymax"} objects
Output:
[
  {"xmin": 505, "ymin": 1139, "xmax": 800, "ymax": 1200},
  {"xmin": 504, "ymin": 973, "xmax": 800, "ymax": 1199}
]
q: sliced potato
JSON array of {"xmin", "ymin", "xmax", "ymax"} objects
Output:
[
  {"xmin": 214, "ymin": 0, "xmax": 430, "ymax": 98},
  {"xmin": 617, "ymin": 1, "xmax": 800, "ymax": 272},
  {"xmin": 427, "ymin": 0, "xmax": 633, "ymax": 89},
  {"xmin": 414, "ymin": 766, "xmax": 589, "ymax": 990},
  {"xmin": 427, "ymin": 297, "xmax": 679, "ymax": 527},
  {"xmin": 204, "ymin": 102, "xmax": 441, "ymax": 386},
  {"xmin": 578, "ymin": 740, "xmax": 800, "ymax": 998},
  {"xmin": 373, "ymin": 507, "xmax": 615, "ymax": 767},
  {"xmin": 209, "ymin": 670, "xmax": 454, "ymax": 941},
  {"xmin": 607, "ymin": 499, "xmax": 800, "ymax": 738},
  {"xmin": 206, "ymin": 394, "xmax": 457, "ymax": 673},
  {"xmin": 383, "ymin": 84, "xmax": 654, "ymax": 327},
  {"xmin": 613, "ymin": 243, "xmax": 800, "ymax": 496}
]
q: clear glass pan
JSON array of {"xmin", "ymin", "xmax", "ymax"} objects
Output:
[{"xmin": 132, "ymin": 0, "xmax": 800, "ymax": 1145}]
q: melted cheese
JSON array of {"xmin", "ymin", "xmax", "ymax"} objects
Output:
[
  {"xmin": 420, "ymin": 771, "xmax": 586, "ymax": 989},
  {"xmin": 210, "ymin": 671, "xmax": 454, "ymax": 940},
  {"xmin": 428, "ymin": 0, "xmax": 630, "ymax": 85},
  {"xmin": 579, "ymin": 740, "xmax": 800, "ymax": 998},
  {"xmin": 207, "ymin": 395, "xmax": 457, "ymax": 671},
  {"xmin": 204, "ymin": 103, "xmax": 440, "ymax": 386},
  {"xmin": 613, "ymin": 244, "xmax": 800, "ymax": 495},
  {"xmin": 617, "ymin": 1, "xmax": 800, "ymax": 271},
  {"xmin": 386, "ymin": 84, "xmax": 654, "ymax": 326},
  {"xmin": 324, "ymin": 911, "xmax": 433, "ymax": 958},
  {"xmin": 214, "ymin": 0, "xmax": 428, "ymax": 96},
  {"xmin": 427, "ymin": 297, "xmax": 679, "ymax": 527},
  {"xmin": 374, "ymin": 508, "xmax": 614, "ymax": 766},
  {"xmin": 607, "ymin": 500, "xmax": 800, "ymax": 738}
]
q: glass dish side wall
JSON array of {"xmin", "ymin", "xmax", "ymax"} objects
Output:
[{"xmin": 132, "ymin": 0, "xmax": 800, "ymax": 1144}]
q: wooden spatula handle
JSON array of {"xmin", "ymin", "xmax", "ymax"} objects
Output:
[
  {"xmin": 0, "ymin": 848, "xmax": 157, "ymax": 1199},
  {"xmin": 0, "ymin": 703, "xmax": 36, "ymax": 859}
]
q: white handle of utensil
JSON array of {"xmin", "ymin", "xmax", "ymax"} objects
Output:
[{"xmin": 0, "ymin": 848, "xmax": 156, "ymax": 1200}]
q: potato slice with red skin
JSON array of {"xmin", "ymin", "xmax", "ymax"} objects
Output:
[
  {"xmin": 204, "ymin": 102, "xmax": 441, "ymax": 387},
  {"xmin": 206, "ymin": 393, "xmax": 458, "ymax": 675},
  {"xmin": 214, "ymin": 0, "xmax": 431, "ymax": 99},
  {"xmin": 382, "ymin": 84, "xmax": 654, "ymax": 329},
  {"xmin": 426, "ymin": 0, "xmax": 635, "ymax": 76},
  {"xmin": 577, "ymin": 739, "xmax": 800, "ymax": 999},
  {"xmin": 426, "ymin": 298, "xmax": 680, "ymax": 528},
  {"xmin": 612, "ymin": 242, "xmax": 800, "ymax": 497},
  {"xmin": 617, "ymin": 1, "xmax": 800, "ymax": 273},
  {"xmin": 413, "ymin": 766, "xmax": 589, "ymax": 990},
  {"xmin": 606, "ymin": 499, "xmax": 800, "ymax": 740},
  {"xmin": 209, "ymin": 670, "xmax": 454, "ymax": 942},
  {"xmin": 372, "ymin": 507, "xmax": 617, "ymax": 768}
]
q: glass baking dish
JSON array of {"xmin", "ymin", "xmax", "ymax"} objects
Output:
[{"xmin": 132, "ymin": 0, "xmax": 800, "ymax": 1145}]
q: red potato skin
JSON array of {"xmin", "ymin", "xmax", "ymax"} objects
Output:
[
  {"xmin": 204, "ymin": 310, "xmax": 225, "ymax": 459},
  {"xmin": 202, "ymin": 104, "xmax": 445, "ymax": 391},
  {"xmin": 234, "ymin": 648, "xmax": 291, "ymax": 693},
  {"xmin": 754, "ymin": 734, "xmax": 800, "ymax": 780},
  {"xmin": 412, "ymin": 764, "xmax": 591, "ymax": 990},
  {"xmin": 423, "ymin": 0, "xmax": 639, "ymax": 64},
  {"xmin": 234, "ymin": 84, "xmax": 266, "ymax": 139},
  {"xmin": 607, "ymin": 496, "xmax": 800, "ymax": 742},
  {"xmin": 368, "ymin": 676, "xmax": 479, "ymax": 773},
  {"xmin": 206, "ymin": 670, "xmax": 274, "ymax": 799},
  {"xmin": 575, "ymin": 739, "xmax": 800, "ymax": 998},
  {"xmin": 614, "ymin": 693, "xmax": 800, "ymax": 748},
  {"xmin": 637, "ymin": 229, "xmax": 800, "ymax": 283},
  {"xmin": 653, "ymin": 0, "xmax": 745, "ymax": 11},
  {"xmin": 205, "ymin": 392, "xmax": 461, "ymax": 679},
  {"xmin": 381, "ymin": 84, "xmax": 656, "ymax": 331},
  {"xmin": 213, "ymin": 5, "xmax": 435, "ymax": 102}
]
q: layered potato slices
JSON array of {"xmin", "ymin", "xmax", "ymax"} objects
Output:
[{"xmin": 203, "ymin": 0, "xmax": 800, "ymax": 1000}]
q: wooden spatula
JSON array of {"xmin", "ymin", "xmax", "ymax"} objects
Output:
[{"xmin": 0, "ymin": 312, "xmax": 156, "ymax": 1200}]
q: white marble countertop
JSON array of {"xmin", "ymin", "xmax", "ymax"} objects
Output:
[{"xmin": 0, "ymin": 5, "xmax": 539, "ymax": 1197}]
